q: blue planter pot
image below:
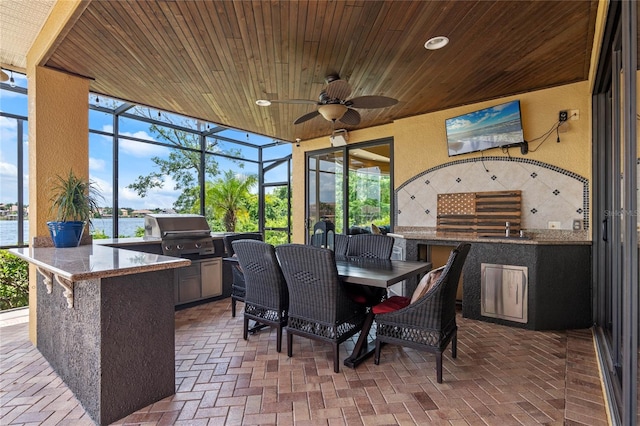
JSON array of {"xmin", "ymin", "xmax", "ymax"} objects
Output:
[{"xmin": 47, "ymin": 221, "xmax": 86, "ymax": 248}]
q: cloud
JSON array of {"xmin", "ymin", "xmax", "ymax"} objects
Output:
[
  {"xmin": 90, "ymin": 176, "xmax": 112, "ymax": 206},
  {"xmin": 97, "ymin": 124, "xmax": 165, "ymax": 157},
  {"xmin": 117, "ymin": 175, "xmax": 181, "ymax": 209},
  {"xmin": 0, "ymin": 116, "xmax": 18, "ymax": 140},
  {"xmin": 119, "ymin": 136, "xmax": 167, "ymax": 157},
  {"xmin": 446, "ymin": 118, "xmax": 473, "ymax": 131},
  {"xmin": 0, "ymin": 161, "xmax": 28, "ymax": 204},
  {"xmin": 89, "ymin": 156, "xmax": 106, "ymax": 172}
]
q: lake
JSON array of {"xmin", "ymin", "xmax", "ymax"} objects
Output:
[{"xmin": 0, "ymin": 217, "xmax": 146, "ymax": 247}]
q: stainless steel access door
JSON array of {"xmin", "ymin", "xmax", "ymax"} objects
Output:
[{"xmin": 481, "ymin": 263, "xmax": 528, "ymax": 324}]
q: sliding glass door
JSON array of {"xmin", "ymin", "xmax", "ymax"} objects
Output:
[
  {"xmin": 591, "ymin": 1, "xmax": 637, "ymax": 423},
  {"xmin": 306, "ymin": 139, "xmax": 392, "ymax": 243},
  {"xmin": 306, "ymin": 149, "xmax": 345, "ymax": 238}
]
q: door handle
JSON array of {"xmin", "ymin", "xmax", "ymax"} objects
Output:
[{"xmin": 602, "ymin": 217, "xmax": 608, "ymax": 242}]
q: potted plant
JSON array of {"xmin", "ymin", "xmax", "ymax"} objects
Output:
[{"xmin": 47, "ymin": 170, "xmax": 103, "ymax": 248}]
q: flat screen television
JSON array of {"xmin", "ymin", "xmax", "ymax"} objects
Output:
[{"xmin": 445, "ymin": 100, "xmax": 525, "ymax": 157}]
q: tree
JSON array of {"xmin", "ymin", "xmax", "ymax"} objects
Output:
[
  {"xmin": 206, "ymin": 170, "xmax": 257, "ymax": 232},
  {"xmin": 126, "ymin": 109, "xmax": 241, "ymax": 212}
]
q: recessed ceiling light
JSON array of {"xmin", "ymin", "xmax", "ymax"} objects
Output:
[
  {"xmin": 424, "ymin": 36, "xmax": 449, "ymax": 50},
  {"xmin": 256, "ymin": 99, "xmax": 271, "ymax": 106}
]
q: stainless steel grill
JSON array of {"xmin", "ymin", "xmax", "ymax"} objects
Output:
[{"xmin": 144, "ymin": 214, "xmax": 215, "ymax": 258}]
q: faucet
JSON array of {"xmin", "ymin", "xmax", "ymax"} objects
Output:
[{"xmin": 505, "ymin": 221, "xmax": 511, "ymax": 237}]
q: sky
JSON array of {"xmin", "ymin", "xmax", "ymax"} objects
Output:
[
  {"xmin": 445, "ymin": 100, "xmax": 522, "ymax": 135},
  {"xmin": 0, "ymin": 72, "xmax": 291, "ymax": 210}
]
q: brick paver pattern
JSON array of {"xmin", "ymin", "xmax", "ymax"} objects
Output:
[{"xmin": 0, "ymin": 299, "xmax": 608, "ymax": 425}]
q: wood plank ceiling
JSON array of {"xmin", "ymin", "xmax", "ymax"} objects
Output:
[{"xmin": 44, "ymin": 0, "xmax": 600, "ymax": 142}]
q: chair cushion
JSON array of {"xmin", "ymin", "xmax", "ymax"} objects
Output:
[
  {"xmin": 372, "ymin": 296, "xmax": 411, "ymax": 314},
  {"xmin": 410, "ymin": 266, "xmax": 445, "ymax": 304},
  {"xmin": 344, "ymin": 284, "xmax": 387, "ymax": 306}
]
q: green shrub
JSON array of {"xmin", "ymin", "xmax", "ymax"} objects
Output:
[
  {"xmin": 91, "ymin": 229, "xmax": 109, "ymax": 239},
  {"xmin": 0, "ymin": 250, "xmax": 29, "ymax": 310}
]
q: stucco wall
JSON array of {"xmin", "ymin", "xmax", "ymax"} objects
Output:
[{"xmin": 292, "ymin": 82, "xmax": 591, "ymax": 242}]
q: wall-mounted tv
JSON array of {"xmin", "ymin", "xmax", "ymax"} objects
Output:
[{"xmin": 445, "ymin": 100, "xmax": 525, "ymax": 157}]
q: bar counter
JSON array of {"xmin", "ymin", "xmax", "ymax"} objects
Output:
[
  {"xmin": 10, "ymin": 244, "xmax": 190, "ymax": 426},
  {"xmin": 390, "ymin": 227, "xmax": 592, "ymax": 330},
  {"xmin": 393, "ymin": 226, "xmax": 591, "ymax": 245}
]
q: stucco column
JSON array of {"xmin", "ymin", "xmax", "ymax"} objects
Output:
[
  {"xmin": 26, "ymin": 68, "xmax": 89, "ymax": 342},
  {"xmin": 25, "ymin": 0, "xmax": 89, "ymax": 343}
]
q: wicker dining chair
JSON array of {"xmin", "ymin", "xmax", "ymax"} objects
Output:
[
  {"xmin": 232, "ymin": 239, "xmax": 289, "ymax": 352},
  {"xmin": 373, "ymin": 243, "xmax": 471, "ymax": 383},
  {"xmin": 344, "ymin": 233, "xmax": 394, "ymax": 306},
  {"xmin": 334, "ymin": 233, "xmax": 350, "ymax": 258},
  {"xmin": 223, "ymin": 232, "xmax": 263, "ymax": 317},
  {"xmin": 275, "ymin": 244, "xmax": 368, "ymax": 373},
  {"xmin": 346, "ymin": 233, "xmax": 394, "ymax": 259}
]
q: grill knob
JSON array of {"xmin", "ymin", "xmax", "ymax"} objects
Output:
[
  {"xmin": 177, "ymin": 244, "xmax": 184, "ymax": 250},
  {"xmin": 195, "ymin": 242, "xmax": 202, "ymax": 249},
  {"xmin": 164, "ymin": 244, "xmax": 172, "ymax": 251}
]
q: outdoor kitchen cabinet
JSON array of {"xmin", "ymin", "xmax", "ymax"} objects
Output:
[
  {"xmin": 403, "ymin": 235, "xmax": 591, "ymax": 330},
  {"xmin": 174, "ymin": 257, "xmax": 222, "ymax": 304}
]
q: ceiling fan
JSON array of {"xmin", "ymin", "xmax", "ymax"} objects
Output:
[{"xmin": 256, "ymin": 74, "xmax": 398, "ymax": 126}]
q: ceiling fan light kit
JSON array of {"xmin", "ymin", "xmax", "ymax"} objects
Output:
[
  {"xmin": 318, "ymin": 104, "xmax": 348, "ymax": 121},
  {"xmin": 256, "ymin": 74, "xmax": 399, "ymax": 128}
]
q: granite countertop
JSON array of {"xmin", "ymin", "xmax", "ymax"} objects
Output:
[
  {"xmin": 10, "ymin": 244, "xmax": 190, "ymax": 282},
  {"xmin": 392, "ymin": 227, "xmax": 591, "ymax": 245},
  {"xmin": 95, "ymin": 232, "xmax": 226, "ymax": 247},
  {"xmin": 94, "ymin": 237, "xmax": 162, "ymax": 247}
]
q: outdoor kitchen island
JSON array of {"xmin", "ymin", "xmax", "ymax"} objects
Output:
[
  {"xmin": 393, "ymin": 227, "xmax": 592, "ymax": 331},
  {"xmin": 10, "ymin": 244, "xmax": 190, "ymax": 426}
]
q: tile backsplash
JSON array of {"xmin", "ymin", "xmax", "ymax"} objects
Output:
[{"xmin": 395, "ymin": 157, "xmax": 589, "ymax": 231}]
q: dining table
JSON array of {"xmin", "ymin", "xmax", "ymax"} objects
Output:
[{"xmin": 335, "ymin": 256, "xmax": 433, "ymax": 368}]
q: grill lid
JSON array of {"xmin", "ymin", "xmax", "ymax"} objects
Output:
[{"xmin": 144, "ymin": 214, "xmax": 211, "ymax": 239}]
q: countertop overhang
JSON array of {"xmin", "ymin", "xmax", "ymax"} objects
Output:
[{"xmin": 10, "ymin": 244, "xmax": 190, "ymax": 282}]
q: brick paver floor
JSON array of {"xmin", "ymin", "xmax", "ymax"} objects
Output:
[{"xmin": 0, "ymin": 299, "xmax": 608, "ymax": 425}]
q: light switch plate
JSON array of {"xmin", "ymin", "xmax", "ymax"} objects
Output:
[{"xmin": 548, "ymin": 221, "xmax": 561, "ymax": 229}]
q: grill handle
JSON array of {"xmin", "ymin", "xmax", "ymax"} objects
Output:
[{"xmin": 161, "ymin": 230, "xmax": 212, "ymax": 238}]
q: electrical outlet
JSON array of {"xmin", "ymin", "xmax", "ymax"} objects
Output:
[
  {"xmin": 548, "ymin": 221, "xmax": 561, "ymax": 229},
  {"xmin": 559, "ymin": 110, "xmax": 568, "ymax": 122},
  {"xmin": 569, "ymin": 109, "xmax": 579, "ymax": 120},
  {"xmin": 572, "ymin": 219, "xmax": 582, "ymax": 230}
]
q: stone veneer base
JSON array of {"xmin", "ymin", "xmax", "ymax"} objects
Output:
[{"xmin": 36, "ymin": 268, "xmax": 175, "ymax": 425}]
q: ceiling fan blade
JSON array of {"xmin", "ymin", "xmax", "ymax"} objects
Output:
[
  {"xmin": 339, "ymin": 108, "xmax": 361, "ymax": 126},
  {"xmin": 294, "ymin": 110, "xmax": 321, "ymax": 124},
  {"xmin": 348, "ymin": 95, "xmax": 398, "ymax": 109},
  {"xmin": 269, "ymin": 99, "xmax": 318, "ymax": 105},
  {"xmin": 325, "ymin": 79, "xmax": 351, "ymax": 100}
]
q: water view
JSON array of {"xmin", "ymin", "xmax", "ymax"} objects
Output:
[{"xmin": 0, "ymin": 217, "xmax": 146, "ymax": 247}]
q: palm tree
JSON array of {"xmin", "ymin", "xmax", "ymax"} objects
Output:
[{"xmin": 206, "ymin": 170, "xmax": 257, "ymax": 232}]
